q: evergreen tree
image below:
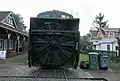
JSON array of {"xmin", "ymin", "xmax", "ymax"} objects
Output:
[{"xmin": 92, "ymin": 13, "xmax": 109, "ymax": 28}]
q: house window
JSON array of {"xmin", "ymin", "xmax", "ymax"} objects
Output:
[
  {"xmin": 107, "ymin": 45, "xmax": 110, "ymax": 51},
  {"xmin": 6, "ymin": 16, "xmax": 13, "ymax": 25},
  {"xmin": 93, "ymin": 45, "xmax": 96, "ymax": 50},
  {"xmin": 9, "ymin": 40, "xmax": 13, "ymax": 49},
  {"xmin": 91, "ymin": 42, "xmax": 93, "ymax": 44},
  {"xmin": 116, "ymin": 46, "xmax": 118, "ymax": 50},
  {"xmin": 0, "ymin": 39, "xmax": 4, "ymax": 50}
]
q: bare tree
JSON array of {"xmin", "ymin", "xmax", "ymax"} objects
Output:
[{"xmin": 70, "ymin": 10, "xmax": 79, "ymax": 18}]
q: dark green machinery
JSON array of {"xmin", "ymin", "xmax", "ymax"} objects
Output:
[
  {"xmin": 89, "ymin": 52, "xmax": 99, "ymax": 69},
  {"xmin": 28, "ymin": 10, "xmax": 80, "ymax": 69},
  {"xmin": 89, "ymin": 51, "xmax": 109, "ymax": 70},
  {"xmin": 98, "ymin": 52, "xmax": 109, "ymax": 70}
]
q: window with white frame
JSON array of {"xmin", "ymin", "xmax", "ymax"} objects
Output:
[
  {"xmin": 9, "ymin": 40, "xmax": 13, "ymax": 49},
  {"xmin": 6, "ymin": 16, "xmax": 13, "ymax": 25}
]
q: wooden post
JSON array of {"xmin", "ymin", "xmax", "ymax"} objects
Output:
[
  {"xmin": 22, "ymin": 37, "xmax": 25, "ymax": 54},
  {"xmin": 17, "ymin": 35, "xmax": 20, "ymax": 54},
  {"xmin": 13, "ymin": 35, "xmax": 16, "ymax": 51},
  {"xmin": 6, "ymin": 30, "xmax": 11, "ymax": 57}
]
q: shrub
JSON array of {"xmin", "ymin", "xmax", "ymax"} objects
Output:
[{"xmin": 110, "ymin": 57, "xmax": 120, "ymax": 63}]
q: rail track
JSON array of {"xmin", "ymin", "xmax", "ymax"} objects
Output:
[{"xmin": 0, "ymin": 67, "xmax": 108, "ymax": 81}]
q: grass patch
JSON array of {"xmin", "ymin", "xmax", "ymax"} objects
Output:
[
  {"xmin": 0, "ymin": 54, "xmax": 28, "ymax": 65},
  {"xmin": 80, "ymin": 54, "xmax": 120, "ymax": 72},
  {"xmin": 80, "ymin": 54, "xmax": 89, "ymax": 61},
  {"xmin": 110, "ymin": 57, "xmax": 120, "ymax": 72},
  {"xmin": 110, "ymin": 62, "xmax": 120, "ymax": 72}
]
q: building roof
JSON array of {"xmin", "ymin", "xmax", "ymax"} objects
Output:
[
  {"xmin": 89, "ymin": 30, "xmax": 97, "ymax": 37},
  {"xmin": 97, "ymin": 28, "xmax": 120, "ymax": 36},
  {"xmin": 0, "ymin": 11, "xmax": 28, "ymax": 36},
  {"xmin": 102, "ymin": 28, "xmax": 120, "ymax": 31},
  {"xmin": 99, "ymin": 28, "xmax": 106, "ymax": 35},
  {"xmin": 0, "ymin": 11, "xmax": 11, "ymax": 21},
  {"xmin": 37, "ymin": 10, "xmax": 73, "ymax": 18},
  {"xmin": 98, "ymin": 38, "xmax": 117, "ymax": 44},
  {"xmin": 0, "ymin": 22, "xmax": 28, "ymax": 36}
]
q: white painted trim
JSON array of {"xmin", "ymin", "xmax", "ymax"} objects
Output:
[
  {"xmin": 2, "ymin": 12, "xmax": 17, "ymax": 29},
  {"xmin": 1, "ymin": 21, "xmax": 15, "ymax": 28},
  {"xmin": 89, "ymin": 31, "xmax": 92, "ymax": 36},
  {"xmin": 96, "ymin": 29, "xmax": 100, "ymax": 37},
  {"xmin": 96, "ymin": 28, "xmax": 104, "ymax": 37},
  {"xmin": 0, "ymin": 24, "xmax": 28, "ymax": 36},
  {"xmin": 9, "ymin": 48, "xmax": 13, "ymax": 50},
  {"xmin": 11, "ymin": 13, "xmax": 18, "ymax": 29},
  {"xmin": 9, "ymin": 40, "xmax": 13, "ymax": 49}
]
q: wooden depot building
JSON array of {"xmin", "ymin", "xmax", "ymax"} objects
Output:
[{"xmin": 0, "ymin": 11, "xmax": 28, "ymax": 58}]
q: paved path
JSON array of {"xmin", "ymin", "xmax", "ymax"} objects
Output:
[{"xmin": 82, "ymin": 69, "xmax": 120, "ymax": 81}]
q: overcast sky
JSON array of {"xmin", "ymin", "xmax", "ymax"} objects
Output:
[{"xmin": 0, "ymin": 0, "xmax": 120, "ymax": 36}]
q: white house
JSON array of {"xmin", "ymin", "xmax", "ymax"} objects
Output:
[
  {"xmin": 89, "ymin": 28, "xmax": 120, "ymax": 56},
  {"xmin": 96, "ymin": 38, "xmax": 117, "ymax": 51}
]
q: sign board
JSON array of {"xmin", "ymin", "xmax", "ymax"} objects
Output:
[{"xmin": 0, "ymin": 51, "xmax": 6, "ymax": 60}]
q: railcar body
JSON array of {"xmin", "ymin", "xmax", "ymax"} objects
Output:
[{"xmin": 28, "ymin": 10, "xmax": 80, "ymax": 69}]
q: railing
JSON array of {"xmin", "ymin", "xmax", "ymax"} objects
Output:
[{"xmin": 88, "ymin": 50, "xmax": 117, "ymax": 57}]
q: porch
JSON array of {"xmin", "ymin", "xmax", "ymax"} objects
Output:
[{"xmin": 0, "ymin": 26, "xmax": 28, "ymax": 58}]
